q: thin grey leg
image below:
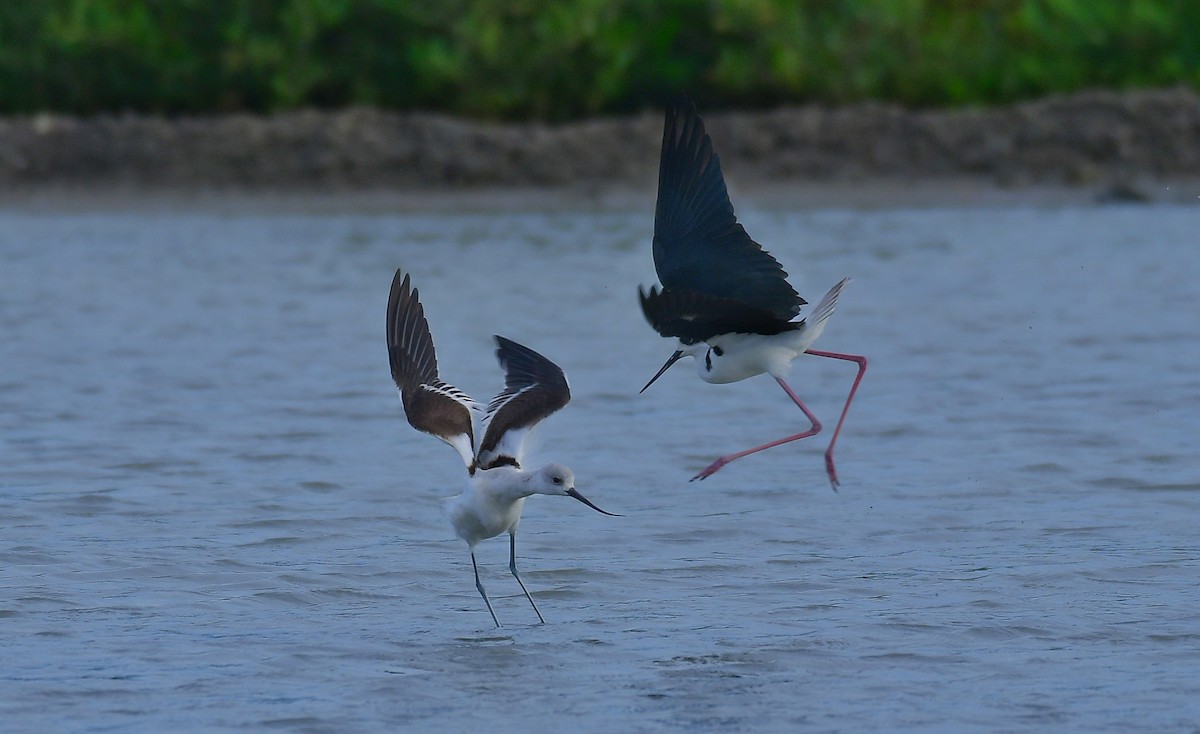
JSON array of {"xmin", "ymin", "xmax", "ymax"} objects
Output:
[
  {"xmin": 471, "ymin": 551, "xmax": 501, "ymax": 628},
  {"xmin": 509, "ymin": 534, "xmax": 545, "ymax": 624}
]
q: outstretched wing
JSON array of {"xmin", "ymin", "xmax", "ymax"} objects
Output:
[
  {"xmin": 652, "ymin": 96, "xmax": 805, "ymax": 321},
  {"xmin": 477, "ymin": 336, "xmax": 570, "ymax": 471},
  {"xmin": 386, "ymin": 268, "xmax": 477, "ymax": 471},
  {"xmin": 639, "ymin": 285, "xmax": 800, "ymax": 343}
]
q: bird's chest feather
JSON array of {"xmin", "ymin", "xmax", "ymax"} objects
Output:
[
  {"xmin": 697, "ymin": 334, "xmax": 791, "ymax": 383},
  {"xmin": 448, "ymin": 491, "xmax": 526, "ymax": 542}
]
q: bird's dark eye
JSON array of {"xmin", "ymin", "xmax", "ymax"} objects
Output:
[
  {"xmin": 712, "ymin": 346, "xmax": 724, "ymax": 356},
  {"xmin": 552, "ymin": 476, "xmax": 562, "ymax": 484}
]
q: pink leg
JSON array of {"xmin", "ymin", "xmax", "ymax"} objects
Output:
[
  {"xmin": 691, "ymin": 376, "xmax": 822, "ymax": 482},
  {"xmin": 804, "ymin": 349, "xmax": 868, "ymax": 490}
]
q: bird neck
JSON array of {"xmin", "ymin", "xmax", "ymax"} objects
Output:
[{"xmin": 478, "ymin": 465, "xmax": 540, "ymax": 503}]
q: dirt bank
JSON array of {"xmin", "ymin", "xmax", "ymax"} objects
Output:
[{"xmin": 2, "ymin": 88, "xmax": 1199, "ymax": 200}]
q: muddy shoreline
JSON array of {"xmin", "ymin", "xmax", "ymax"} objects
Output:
[{"xmin": 3, "ymin": 88, "xmax": 1199, "ymax": 208}]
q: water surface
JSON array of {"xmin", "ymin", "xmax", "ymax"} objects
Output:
[{"xmin": 2, "ymin": 198, "xmax": 1198, "ymax": 732}]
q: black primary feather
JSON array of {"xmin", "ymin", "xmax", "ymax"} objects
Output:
[{"xmin": 650, "ymin": 96, "xmax": 805, "ymax": 325}]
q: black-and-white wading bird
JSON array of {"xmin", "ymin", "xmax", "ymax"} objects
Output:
[
  {"xmin": 387, "ymin": 268, "xmax": 619, "ymax": 627},
  {"xmin": 638, "ymin": 98, "xmax": 868, "ymax": 489}
]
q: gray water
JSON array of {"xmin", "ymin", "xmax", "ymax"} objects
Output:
[{"xmin": 2, "ymin": 197, "xmax": 1198, "ymax": 732}]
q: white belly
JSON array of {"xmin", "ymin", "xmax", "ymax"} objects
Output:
[
  {"xmin": 694, "ymin": 278, "xmax": 844, "ymax": 384},
  {"xmin": 695, "ymin": 332, "xmax": 805, "ymax": 384},
  {"xmin": 445, "ymin": 491, "xmax": 526, "ymax": 544}
]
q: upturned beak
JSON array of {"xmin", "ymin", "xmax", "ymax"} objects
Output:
[
  {"xmin": 566, "ymin": 488, "xmax": 621, "ymax": 516},
  {"xmin": 639, "ymin": 350, "xmax": 684, "ymax": 393}
]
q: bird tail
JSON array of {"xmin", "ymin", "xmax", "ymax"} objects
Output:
[{"xmin": 797, "ymin": 278, "xmax": 850, "ymax": 344}]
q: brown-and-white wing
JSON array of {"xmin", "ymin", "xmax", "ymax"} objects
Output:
[
  {"xmin": 476, "ymin": 336, "xmax": 570, "ymax": 471},
  {"xmin": 386, "ymin": 268, "xmax": 477, "ymax": 471}
]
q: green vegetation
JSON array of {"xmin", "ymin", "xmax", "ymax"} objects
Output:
[{"xmin": 1, "ymin": 0, "xmax": 1197, "ymax": 119}]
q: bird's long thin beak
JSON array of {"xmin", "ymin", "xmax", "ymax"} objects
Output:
[
  {"xmin": 639, "ymin": 350, "xmax": 684, "ymax": 394},
  {"xmin": 566, "ymin": 488, "xmax": 621, "ymax": 516}
]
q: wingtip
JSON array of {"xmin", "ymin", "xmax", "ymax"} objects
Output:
[
  {"xmin": 665, "ymin": 91, "xmax": 698, "ymax": 116},
  {"xmin": 386, "ymin": 266, "xmax": 442, "ymax": 393},
  {"xmin": 387, "ymin": 269, "xmax": 417, "ymax": 330},
  {"xmin": 386, "ymin": 268, "xmax": 405, "ymax": 350},
  {"xmin": 389, "ymin": 268, "xmax": 412, "ymax": 298},
  {"xmin": 492, "ymin": 335, "xmax": 518, "ymax": 370}
]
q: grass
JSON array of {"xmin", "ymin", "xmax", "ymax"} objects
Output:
[{"xmin": 1, "ymin": 0, "xmax": 1197, "ymax": 119}]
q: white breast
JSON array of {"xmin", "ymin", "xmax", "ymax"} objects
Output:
[
  {"xmin": 695, "ymin": 330, "xmax": 815, "ymax": 384},
  {"xmin": 444, "ymin": 470, "xmax": 528, "ymax": 545}
]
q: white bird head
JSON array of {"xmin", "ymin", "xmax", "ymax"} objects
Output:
[{"xmin": 533, "ymin": 463, "xmax": 620, "ymax": 516}]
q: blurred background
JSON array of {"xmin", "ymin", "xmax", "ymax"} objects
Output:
[
  {"xmin": 2, "ymin": 0, "xmax": 1197, "ymax": 120},
  {"xmin": 4, "ymin": 0, "xmax": 1199, "ymax": 193}
]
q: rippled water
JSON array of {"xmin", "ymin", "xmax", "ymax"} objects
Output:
[{"xmin": 2, "ymin": 197, "xmax": 1198, "ymax": 732}]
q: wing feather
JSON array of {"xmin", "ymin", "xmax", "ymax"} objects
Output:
[
  {"xmin": 477, "ymin": 336, "xmax": 570, "ymax": 470},
  {"xmin": 386, "ymin": 269, "xmax": 477, "ymax": 471},
  {"xmin": 639, "ymin": 285, "xmax": 800, "ymax": 343},
  {"xmin": 652, "ymin": 96, "xmax": 805, "ymax": 323}
]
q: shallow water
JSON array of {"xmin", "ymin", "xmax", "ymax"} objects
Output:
[{"xmin": 2, "ymin": 198, "xmax": 1198, "ymax": 732}]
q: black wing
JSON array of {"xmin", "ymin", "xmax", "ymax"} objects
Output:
[
  {"xmin": 652, "ymin": 96, "xmax": 805, "ymax": 321},
  {"xmin": 386, "ymin": 269, "xmax": 477, "ymax": 471},
  {"xmin": 639, "ymin": 285, "xmax": 801, "ymax": 343},
  {"xmin": 477, "ymin": 336, "xmax": 571, "ymax": 471}
]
